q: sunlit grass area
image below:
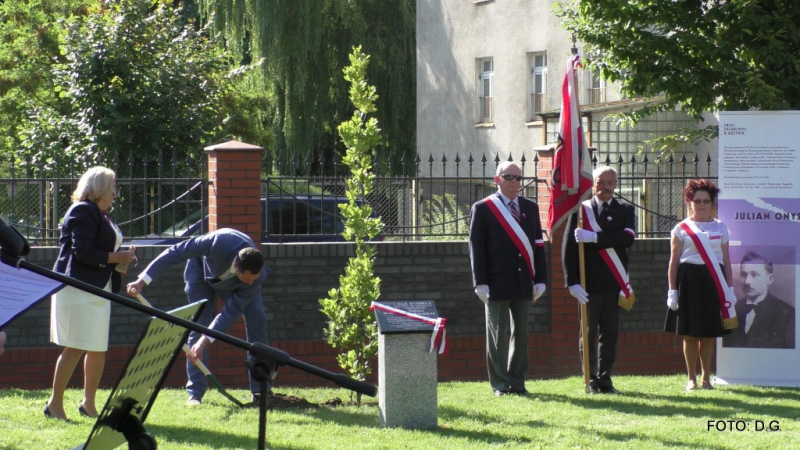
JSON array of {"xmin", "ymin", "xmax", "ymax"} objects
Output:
[{"xmin": 1, "ymin": 375, "xmax": 797, "ymax": 449}]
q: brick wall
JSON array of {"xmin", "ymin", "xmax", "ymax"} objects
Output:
[{"xmin": 0, "ymin": 238, "xmax": 686, "ymax": 391}]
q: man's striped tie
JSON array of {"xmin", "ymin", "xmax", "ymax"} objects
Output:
[{"xmin": 510, "ymin": 201, "xmax": 521, "ymax": 223}]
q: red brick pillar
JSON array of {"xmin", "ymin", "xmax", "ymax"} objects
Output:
[
  {"xmin": 204, "ymin": 140, "xmax": 263, "ymax": 249},
  {"xmin": 532, "ymin": 129, "xmax": 602, "ymax": 377},
  {"xmin": 548, "ymin": 224, "xmax": 582, "ymax": 377},
  {"xmin": 535, "ymin": 145, "xmax": 581, "ymax": 377}
]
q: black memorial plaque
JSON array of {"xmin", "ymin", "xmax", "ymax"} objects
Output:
[{"xmin": 373, "ymin": 300, "xmax": 439, "ymax": 334}]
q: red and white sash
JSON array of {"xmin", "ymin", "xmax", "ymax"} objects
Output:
[
  {"xmin": 581, "ymin": 200, "xmax": 634, "ymax": 300},
  {"xmin": 679, "ymin": 219, "xmax": 737, "ymax": 328},
  {"xmin": 370, "ymin": 301, "xmax": 446, "ymax": 354},
  {"xmin": 485, "ymin": 195, "xmax": 537, "ymax": 279}
]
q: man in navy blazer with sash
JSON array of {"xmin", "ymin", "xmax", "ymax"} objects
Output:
[
  {"xmin": 565, "ymin": 166, "xmax": 636, "ymax": 394},
  {"xmin": 127, "ymin": 228, "xmax": 270, "ymax": 405},
  {"xmin": 470, "ymin": 162, "xmax": 547, "ymax": 396}
]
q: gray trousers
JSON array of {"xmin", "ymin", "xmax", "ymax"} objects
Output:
[{"xmin": 485, "ymin": 299, "xmax": 530, "ymax": 391}]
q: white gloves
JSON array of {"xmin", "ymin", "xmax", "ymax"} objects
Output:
[
  {"xmin": 568, "ymin": 284, "xmax": 589, "ymax": 304},
  {"xmin": 476, "ymin": 284, "xmax": 546, "ymax": 303},
  {"xmin": 574, "ymin": 228, "xmax": 598, "ymax": 243},
  {"xmin": 475, "ymin": 284, "xmax": 489, "ymax": 304},
  {"xmin": 667, "ymin": 290, "xmax": 679, "ymax": 311},
  {"xmin": 533, "ymin": 283, "xmax": 546, "ymax": 301}
]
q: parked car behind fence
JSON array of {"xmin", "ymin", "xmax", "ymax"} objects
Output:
[{"xmin": 127, "ymin": 195, "xmax": 380, "ymax": 245}]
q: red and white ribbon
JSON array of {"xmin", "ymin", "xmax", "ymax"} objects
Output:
[
  {"xmin": 485, "ymin": 195, "xmax": 536, "ymax": 278},
  {"xmin": 679, "ymin": 220, "xmax": 736, "ymax": 322},
  {"xmin": 581, "ymin": 201, "xmax": 634, "ymax": 299},
  {"xmin": 370, "ymin": 301, "xmax": 446, "ymax": 354}
]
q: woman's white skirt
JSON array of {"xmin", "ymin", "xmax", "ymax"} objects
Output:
[{"xmin": 50, "ymin": 279, "xmax": 111, "ymax": 352}]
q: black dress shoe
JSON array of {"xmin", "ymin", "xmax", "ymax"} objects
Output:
[
  {"xmin": 600, "ymin": 385, "xmax": 620, "ymax": 394},
  {"xmin": 493, "ymin": 389, "xmax": 509, "ymax": 397},
  {"xmin": 43, "ymin": 404, "xmax": 68, "ymax": 422},
  {"xmin": 509, "ymin": 388, "xmax": 529, "ymax": 395},
  {"xmin": 78, "ymin": 403, "xmax": 96, "ymax": 418}
]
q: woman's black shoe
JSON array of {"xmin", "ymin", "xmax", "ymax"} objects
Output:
[
  {"xmin": 43, "ymin": 403, "xmax": 69, "ymax": 421},
  {"xmin": 78, "ymin": 403, "xmax": 96, "ymax": 418}
]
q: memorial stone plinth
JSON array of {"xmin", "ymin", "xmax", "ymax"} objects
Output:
[{"xmin": 373, "ymin": 300, "xmax": 441, "ymax": 429}]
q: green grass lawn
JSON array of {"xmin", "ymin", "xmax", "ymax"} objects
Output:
[{"xmin": 1, "ymin": 375, "xmax": 797, "ymax": 449}]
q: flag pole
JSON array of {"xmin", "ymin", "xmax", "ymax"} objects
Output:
[
  {"xmin": 570, "ymin": 37, "xmax": 591, "ymax": 393},
  {"xmin": 549, "ymin": 37, "xmax": 592, "ymax": 393},
  {"xmin": 578, "ymin": 206, "xmax": 591, "ymax": 393}
]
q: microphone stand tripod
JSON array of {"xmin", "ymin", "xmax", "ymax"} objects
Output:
[{"xmin": 246, "ymin": 361, "xmax": 274, "ymax": 450}]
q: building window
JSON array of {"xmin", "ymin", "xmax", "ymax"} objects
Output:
[
  {"xmin": 587, "ymin": 68, "xmax": 606, "ymax": 104},
  {"xmin": 478, "ymin": 58, "xmax": 494, "ymax": 123},
  {"xmin": 530, "ymin": 53, "xmax": 547, "ymax": 118}
]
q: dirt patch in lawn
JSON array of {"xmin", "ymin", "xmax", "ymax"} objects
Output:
[{"xmin": 266, "ymin": 392, "xmax": 319, "ymax": 410}]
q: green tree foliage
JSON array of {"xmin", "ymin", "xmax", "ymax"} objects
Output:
[
  {"xmin": 20, "ymin": 0, "xmax": 235, "ymax": 173},
  {"xmin": 319, "ymin": 47, "xmax": 383, "ymax": 404},
  {"xmin": 218, "ymin": 71, "xmax": 274, "ymax": 163},
  {"xmin": 198, "ymin": 0, "xmax": 415, "ymax": 175},
  {"xmin": 0, "ymin": 0, "xmax": 96, "ymax": 167},
  {"xmin": 556, "ymin": 0, "xmax": 800, "ymax": 142}
]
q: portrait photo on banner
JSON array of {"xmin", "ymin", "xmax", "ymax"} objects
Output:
[{"xmin": 723, "ymin": 244, "xmax": 796, "ymax": 350}]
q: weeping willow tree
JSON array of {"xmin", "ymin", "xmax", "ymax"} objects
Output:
[{"xmin": 196, "ymin": 0, "xmax": 415, "ymax": 175}]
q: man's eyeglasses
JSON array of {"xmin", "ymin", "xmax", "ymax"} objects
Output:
[
  {"xmin": 692, "ymin": 199, "xmax": 712, "ymax": 205},
  {"xmin": 499, "ymin": 174, "xmax": 523, "ymax": 182}
]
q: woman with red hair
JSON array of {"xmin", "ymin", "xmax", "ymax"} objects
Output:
[{"xmin": 665, "ymin": 179, "xmax": 735, "ymax": 391}]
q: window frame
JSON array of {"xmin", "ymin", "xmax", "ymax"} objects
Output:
[
  {"xmin": 529, "ymin": 52, "xmax": 547, "ymax": 118},
  {"xmin": 478, "ymin": 58, "xmax": 494, "ymax": 124}
]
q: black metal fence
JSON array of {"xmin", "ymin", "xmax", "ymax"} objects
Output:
[
  {"xmin": 0, "ymin": 152, "xmax": 206, "ymax": 246},
  {"xmin": 0, "ymin": 150, "xmax": 717, "ymax": 245}
]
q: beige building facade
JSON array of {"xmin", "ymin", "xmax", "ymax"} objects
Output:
[{"xmin": 416, "ymin": 0, "xmax": 717, "ymax": 180}]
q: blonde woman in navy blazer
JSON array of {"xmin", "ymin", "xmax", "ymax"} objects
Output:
[{"xmin": 45, "ymin": 167, "xmax": 137, "ymax": 420}]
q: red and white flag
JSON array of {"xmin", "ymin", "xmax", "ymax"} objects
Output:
[{"xmin": 548, "ymin": 53, "xmax": 593, "ymax": 233}]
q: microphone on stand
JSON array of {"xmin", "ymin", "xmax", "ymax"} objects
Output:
[{"xmin": 0, "ymin": 217, "xmax": 30, "ymax": 261}]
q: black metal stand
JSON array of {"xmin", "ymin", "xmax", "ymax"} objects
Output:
[
  {"xmin": 245, "ymin": 361, "xmax": 276, "ymax": 450},
  {"xmin": 74, "ymin": 301, "xmax": 204, "ymax": 450},
  {"xmin": 0, "ymin": 218, "xmax": 377, "ymax": 450},
  {"xmin": 104, "ymin": 398, "xmax": 158, "ymax": 450}
]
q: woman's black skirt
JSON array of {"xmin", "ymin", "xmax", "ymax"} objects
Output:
[{"xmin": 664, "ymin": 262, "xmax": 726, "ymax": 338}]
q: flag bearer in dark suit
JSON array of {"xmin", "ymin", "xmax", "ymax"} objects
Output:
[
  {"xmin": 565, "ymin": 166, "xmax": 636, "ymax": 394},
  {"xmin": 469, "ymin": 161, "xmax": 548, "ymax": 397}
]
